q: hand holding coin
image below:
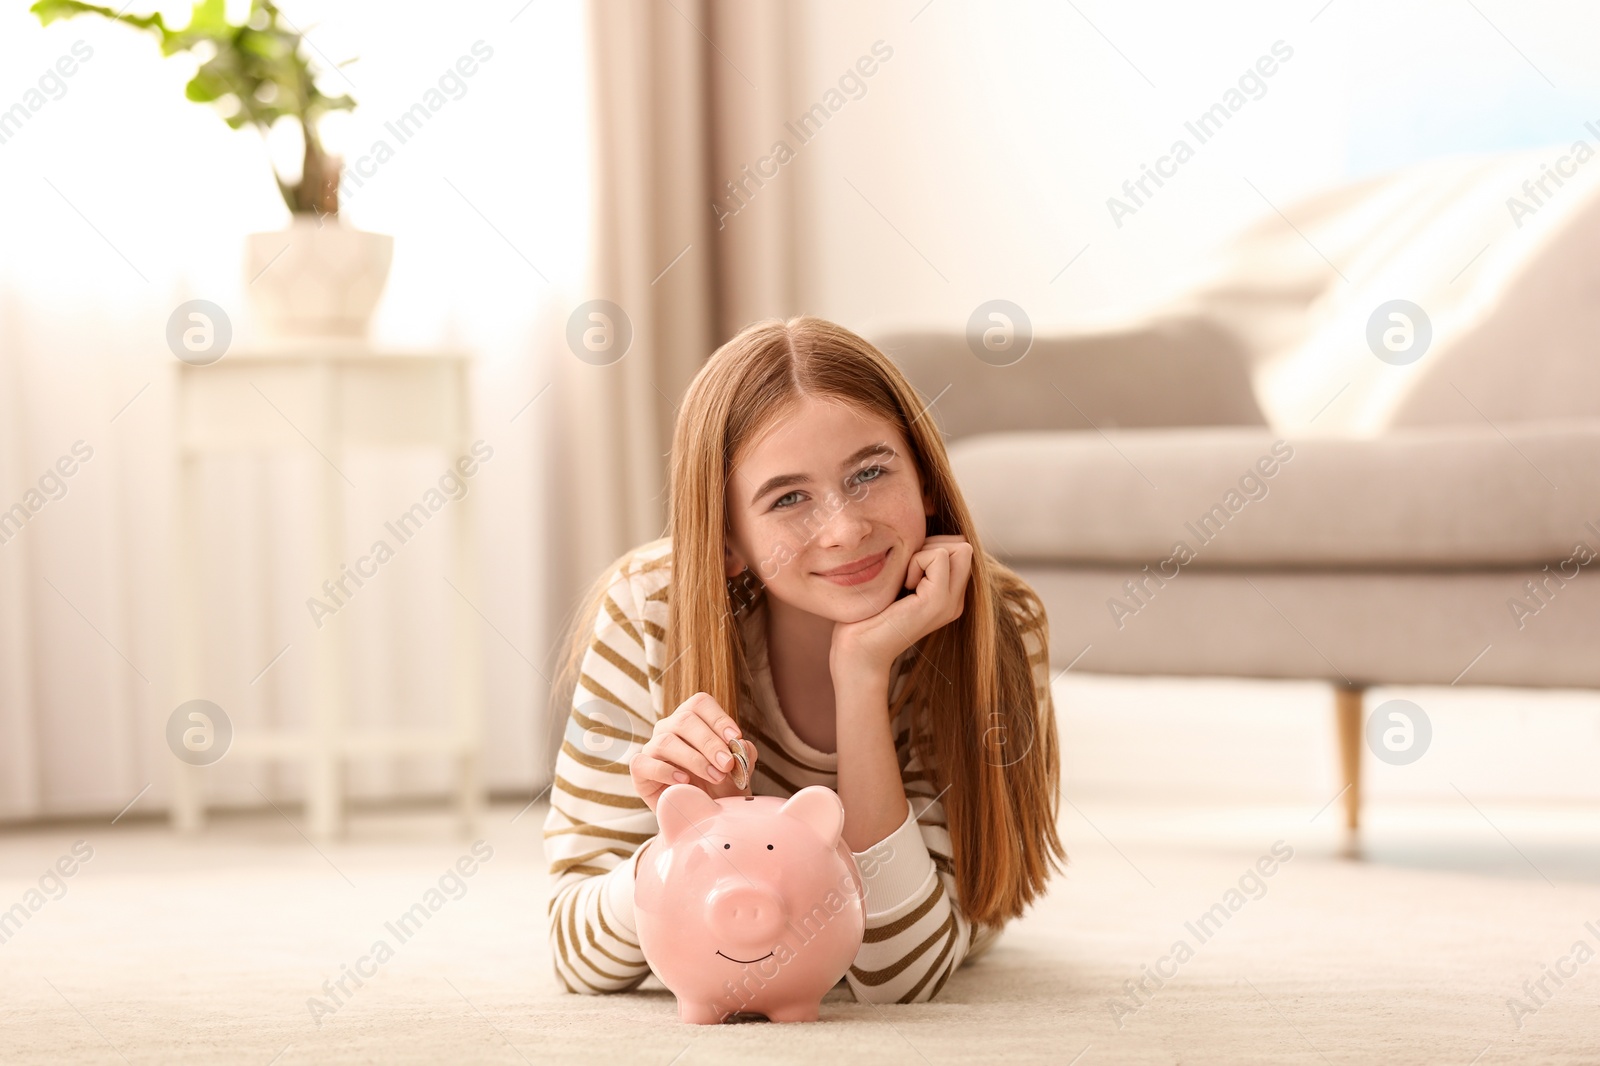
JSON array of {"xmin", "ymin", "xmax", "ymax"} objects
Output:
[{"xmin": 630, "ymin": 692, "xmax": 759, "ymax": 812}]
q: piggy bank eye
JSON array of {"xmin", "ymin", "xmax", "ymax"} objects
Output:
[
  {"xmin": 723, "ymin": 843, "xmax": 731, "ymax": 849},
  {"xmin": 766, "ymin": 844, "xmax": 774, "ymax": 850}
]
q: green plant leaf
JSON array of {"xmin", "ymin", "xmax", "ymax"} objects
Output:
[
  {"xmin": 30, "ymin": 0, "xmax": 166, "ymax": 33},
  {"xmin": 185, "ymin": 0, "xmax": 230, "ymax": 34}
]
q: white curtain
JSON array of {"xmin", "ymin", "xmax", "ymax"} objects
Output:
[{"xmin": 0, "ymin": 1, "xmax": 590, "ymax": 821}]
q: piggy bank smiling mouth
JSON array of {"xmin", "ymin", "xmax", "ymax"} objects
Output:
[{"xmin": 715, "ymin": 950, "xmax": 775, "ymax": 964}]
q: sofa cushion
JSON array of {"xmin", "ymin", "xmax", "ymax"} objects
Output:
[
  {"xmin": 876, "ymin": 314, "xmax": 1267, "ymax": 441},
  {"xmin": 950, "ymin": 421, "xmax": 1600, "ymax": 568}
]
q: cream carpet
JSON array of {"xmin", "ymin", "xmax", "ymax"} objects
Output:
[{"xmin": 0, "ymin": 796, "xmax": 1595, "ymax": 1065}]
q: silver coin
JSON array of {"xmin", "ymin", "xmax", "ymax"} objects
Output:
[{"xmin": 728, "ymin": 739, "xmax": 750, "ymax": 790}]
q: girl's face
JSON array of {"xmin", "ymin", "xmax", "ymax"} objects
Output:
[{"xmin": 723, "ymin": 394, "xmax": 934, "ymax": 623}]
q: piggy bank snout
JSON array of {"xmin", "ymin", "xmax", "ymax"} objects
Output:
[{"xmin": 707, "ymin": 883, "xmax": 785, "ymax": 942}]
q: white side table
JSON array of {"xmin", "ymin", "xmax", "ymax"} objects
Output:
[{"xmin": 171, "ymin": 339, "xmax": 485, "ymax": 839}]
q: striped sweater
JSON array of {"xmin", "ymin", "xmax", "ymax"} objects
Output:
[{"xmin": 543, "ymin": 536, "xmax": 1051, "ymax": 1004}]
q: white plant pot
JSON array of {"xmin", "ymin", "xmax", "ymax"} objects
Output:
[{"xmin": 244, "ymin": 216, "xmax": 394, "ymax": 340}]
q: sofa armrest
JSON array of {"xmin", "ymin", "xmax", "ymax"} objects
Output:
[{"xmin": 873, "ymin": 313, "xmax": 1266, "ymax": 443}]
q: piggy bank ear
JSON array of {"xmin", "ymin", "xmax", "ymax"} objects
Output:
[
  {"xmin": 655, "ymin": 783, "xmax": 722, "ymax": 845},
  {"xmin": 778, "ymin": 785, "xmax": 845, "ymax": 848}
]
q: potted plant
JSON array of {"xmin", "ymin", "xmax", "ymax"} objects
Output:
[{"xmin": 31, "ymin": 0, "xmax": 394, "ymax": 340}]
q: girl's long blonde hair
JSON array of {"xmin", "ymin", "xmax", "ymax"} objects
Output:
[{"xmin": 551, "ymin": 315, "xmax": 1066, "ymax": 928}]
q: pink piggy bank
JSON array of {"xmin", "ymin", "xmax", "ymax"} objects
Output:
[{"xmin": 634, "ymin": 783, "xmax": 866, "ymax": 1024}]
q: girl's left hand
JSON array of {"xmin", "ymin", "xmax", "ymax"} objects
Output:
[{"xmin": 829, "ymin": 535, "xmax": 973, "ymax": 682}]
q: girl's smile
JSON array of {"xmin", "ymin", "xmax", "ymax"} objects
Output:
[{"xmin": 815, "ymin": 547, "xmax": 890, "ymax": 585}]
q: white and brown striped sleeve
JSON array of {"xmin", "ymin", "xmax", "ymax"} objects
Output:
[
  {"xmin": 542, "ymin": 557, "xmax": 664, "ymax": 994},
  {"xmin": 843, "ymin": 768, "xmax": 986, "ymax": 1004},
  {"xmin": 843, "ymin": 609, "xmax": 1049, "ymax": 1003}
]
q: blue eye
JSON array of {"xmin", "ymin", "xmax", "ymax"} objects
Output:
[{"xmin": 771, "ymin": 466, "xmax": 886, "ymax": 511}]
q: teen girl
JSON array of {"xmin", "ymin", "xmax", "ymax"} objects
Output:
[{"xmin": 545, "ymin": 315, "xmax": 1065, "ymax": 1004}]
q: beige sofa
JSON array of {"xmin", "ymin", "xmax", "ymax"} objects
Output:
[{"xmin": 876, "ymin": 153, "xmax": 1600, "ymax": 833}]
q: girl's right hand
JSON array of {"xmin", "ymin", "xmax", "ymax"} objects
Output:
[{"xmin": 630, "ymin": 692, "xmax": 757, "ymax": 813}]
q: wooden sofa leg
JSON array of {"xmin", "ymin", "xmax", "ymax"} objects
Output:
[{"xmin": 1334, "ymin": 685, "xmax": 1364, "ymax": 832}]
